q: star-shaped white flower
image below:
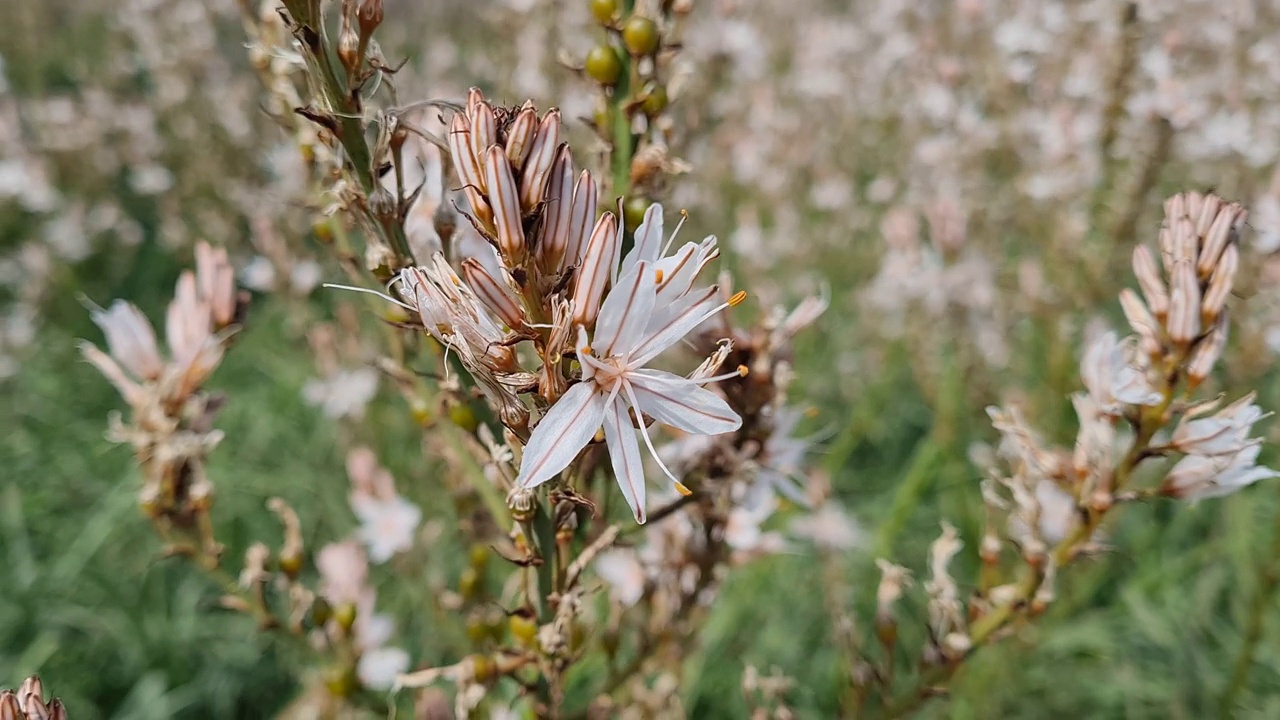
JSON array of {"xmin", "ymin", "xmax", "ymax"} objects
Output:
[{"xmin": 514, "ymin": 259, "xmax": 744, "ymax": 522}]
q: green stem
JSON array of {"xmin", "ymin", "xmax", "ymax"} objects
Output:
[
  {"xmin": 609, "ymin": 44, "xmax": 634, "ymax": 201},
  {"xmin": 1218, "ymin": 483, "xmax": 1280, "ymax": 718},
  {"xmin": 874, "ymin": 435, "xmax": 943, "ymax": 559}
]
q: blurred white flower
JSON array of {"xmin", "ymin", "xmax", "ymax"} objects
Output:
[
  {"xmin": 352, "ymin": 493, "xmax": 422, "ymax": 564},
  {"xmin": 789, "ymin": 503, "xmax": 863, "ymax": 551},
  {"xmin": 358, "ymin": 647, "xmax": 411, "ymax": 691},
  {"xmin": 303, "ymin": 367, "xmax": 379, "ymax": 420},
  {"xmin": 1164, "ymin": 443, "xmax": 1280, "ymax": 501},
  {"xmin": 595, "ymin": 549, "xmax": 646, "ymax": 607}
]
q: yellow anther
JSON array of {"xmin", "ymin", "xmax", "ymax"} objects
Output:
[
  {"xmin": 675, "ymin": 481, "xmax": 693, "ymax": 497},
  {"xmin": 593, "ymin": 428, "xmax": 606, "ymax": 443},
  {"xmin": 655, "ymin": 268, "xmax": 664, "ymax": 285},
  {"xmin": 728, "ymin": 290, "xmax": 747, "ymax": 307},
  {"xmin": 736, "ymin": 364, "xmax": 749, "ymax": 377},
  {"xmin": 580, "ymin": 345, "xmax": 594, "ymax": 356}
]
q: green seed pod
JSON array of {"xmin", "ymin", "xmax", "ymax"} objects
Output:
[
  {"xmin": 585, "ymin": 45, "xmax": 623, "ymax": 86},
  {"xmin": 622, "ymin": 16, "xmax": 660, "ymax": 56}
]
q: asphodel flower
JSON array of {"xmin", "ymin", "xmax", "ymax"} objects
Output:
[{"xmin": 514, "ymin": 259, "xmax": 746, "ymax": 522}]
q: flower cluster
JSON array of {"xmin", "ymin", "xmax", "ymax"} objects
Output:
[
  {"xmin": 863, "ymin": 192, "xmax": 1277, "ymax": 712},
  {"xmin": 80, "ymin": 241, "xmax": 244, "ymax": 559},
  {"xmin": 0, "ymin": 678, "xmax": 67, "ymax": 720},
  {"xmin": 397, "ymin": 89, "xmax": 745, "ymax": 523}
]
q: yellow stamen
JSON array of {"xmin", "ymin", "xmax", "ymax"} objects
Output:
[
  {"xmin": 580, "ymin": 345, "xmax": 593, "ymax": 356},
  {"xmin": 736, "ymin": 364, "xmax": 749, "ymax": 377},
  {"xmin": 593, "ymin": 428, "xmax": 606, "ymax": 443},
  {"xmin": 675, "ymin": 481, "xmax": 693, "ymax": 496},
  {"xmin": 728, "ymin": 290, "xmax": 747, "ymax": 307},
  {"xmin": 655, "ymin": 268, "xmax": 664, "ymax": 285}
]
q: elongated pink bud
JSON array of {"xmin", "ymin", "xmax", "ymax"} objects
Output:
[
  {"xmin": 466, "ymin": 87, "xmax": 484, "ymax": 116},
  {"xmin": 485, "ymin": 146, "xmax": 525, "ymax": 262},
  {"xmin": 1119, "ymin": 288, "xmax": 1161, "ymax": 359},
  {"xmin": 505, "ymin": 106, "xmax": 538, "ymax": 172},
  {"xmin": 535, "ymin": 146, "xmax": 574, "ymax": 273},
  {"xmin": 1196, "ymin": 202, "xmax": 1244, "ymax": 280},
  {"xmin": 1167, "ymin": 260, "xmax": 1201, "ymax": 346},
  {"xmin": 1186, "ymin": 318, "xmax": 1227, "ymax": 388},
  {"xmin": 449, "ymin": 114, "xmax": 481, "ymax": 191},
  {"xmin": 519, "ymin": 111, "xmax": 562, "ymax": 212},
  {"xmin": 572, "ymin": 212, "xmax": 620, "ymax": 328},
  {"xmin": 470, "ymin": 103, "xmax": 496, "ymax": 190},
  {"xmin": 1201, "ymin": 243, "xmax": 1238, "ymax": 327},
  {"xmin": 462, "ymin": 259, "xmax": 526, "ymax": 330},
  {"xmin": 563, "ymin": 170, "xmax": 598, "ymax": 270},
  {"xmin": 1132, "ymin": 245, "xmax": 1168, "ymax": 320}
]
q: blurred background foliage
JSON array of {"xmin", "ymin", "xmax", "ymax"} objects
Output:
[{"xmin": 5, "ymin": 0, "xmax": 1280, "ymax": 717}]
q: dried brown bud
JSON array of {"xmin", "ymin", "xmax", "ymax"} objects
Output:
[
  {"xmin": 357, "ymin": 0, "xmax": 383, "ymax": 37},
  {"xmin": 337, "ymin": 26, "xmax": 360, "ymax": 74}
]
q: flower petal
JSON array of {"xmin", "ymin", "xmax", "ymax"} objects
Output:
[
  {"xmin": 629, "ymin": 286, "xmax": 723, "ymax": 367},
  {"xmin": 629, "ymin": 368, "xmax": 742, "ymax": 434},
  {"xmin": 516, "ymin": 382, "xmax": 607, "ymax": 489},
  {"xmin": 594, "ymin": 260, "xmax": 658, "ymax": 358},
  {"xmin": 603, "ymin": 395, "xmax": 647, "ymax": 523},
  {"xmin": 621, "ymin": 203, "xmax": 664, "ymax": 276}
]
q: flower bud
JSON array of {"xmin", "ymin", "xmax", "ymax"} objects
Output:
[
  {"xmin": 519, "ymin": 112, "xmax": 563, "ymax": 213},
  {"xmin": 508, "ymin": 487, "xmax": 537, "ymax": 523},
  {"xmin": 485, "ymin": 146, "xmax": 526, "ymax": 262},
  {"xmin": 1131, "ymin": 245, "xmax": 1168, "ymax": 319},
  {"xmin": 357, "ymin": 0, "xmax": 383, "ymax": 37},
  {"xmin": 1167, "ymin": 260, "xmax": 1201, "ymax": 347},
  {"xmin": 1200, "ymin": 243, "xmax": 1238, "ymax": 327},
  {"xmin": 503, "ymin": 106, "xmax": 538, "ymax": 171},
  {"xmin": 1186, "ymin": 319, "xmax": 1227, "ymax": 389}
]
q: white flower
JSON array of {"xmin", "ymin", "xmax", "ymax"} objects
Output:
[
  {"xmin": 358, "ymin": 647, "xmax": 411, "ymax": 690},
  {"xmin": 1080, "ymin": 331, "xmax": 1162, "ymax": 414},
  {"xmin": 595, "ymin": 549, "xmax": 646, "ymax": 607},
  {"xmin": 352, "ymin": 493, "xmax": 422, "ymax": 563},
  {"xmin": 302, "ymin": 367, "xmax": 379, "ymax": 420},
  {"xmin": 789, "ymin": 503, "xmax": 864, "ymax": 551},
  {"xmin": 514, "ymin": 259, "xmax": 744, "ymax": 522},
  {"xmin": 1164, "ymin": 444, "xmax": 1280, "ymax": 501},
  {"xmin": 1172, "ymin": 393, "xmax": 1268, "ymax": 457}
]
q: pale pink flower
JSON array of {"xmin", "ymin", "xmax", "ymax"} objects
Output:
[
  {"xmin": 316, "ymin": 540, "xmax": 368, "ymax": 605},
  {"xmin": 346, "ymin": 447, "xmax": 422, "ymax": 563},
  {"xmin": 353, "ymin": 494, "xmax": 422, "ymax": 564}
]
